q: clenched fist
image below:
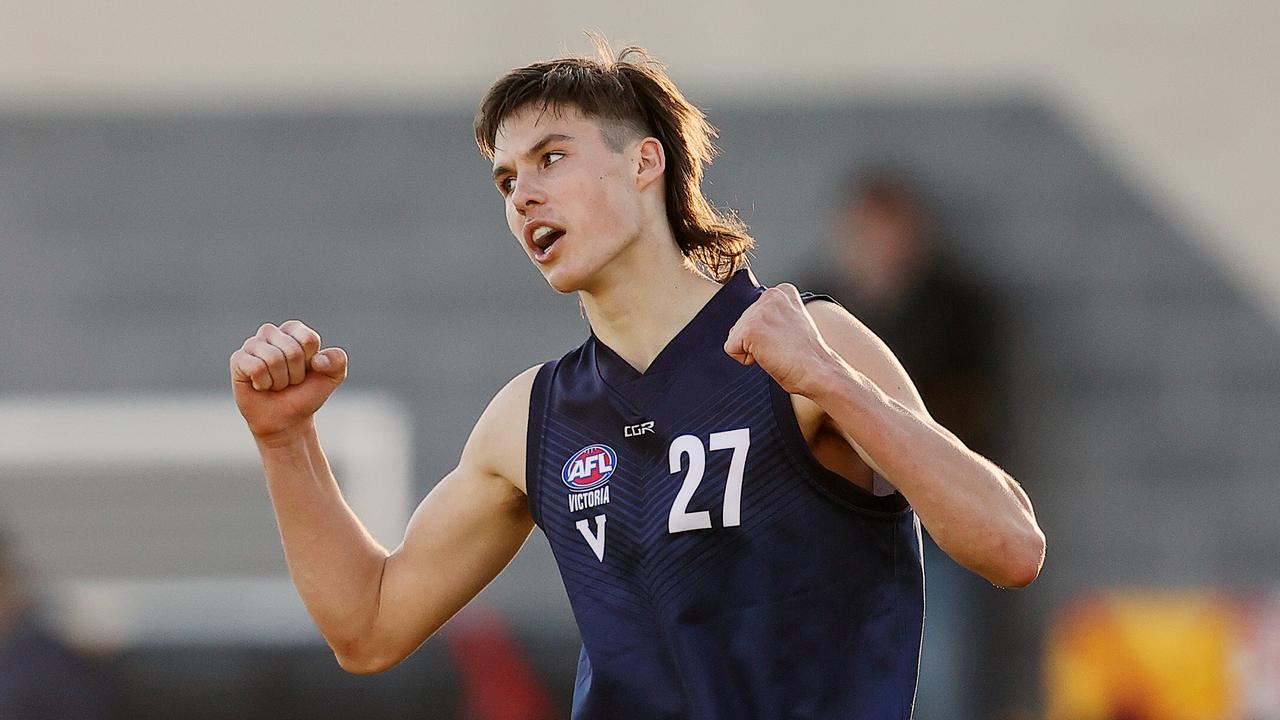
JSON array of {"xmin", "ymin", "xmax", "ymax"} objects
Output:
[
  {"xmin": 724, "ymin": 284, "xmax": 841, "ymax": 398},
  {"xmin": 230, "ymin": 320, "xmax": 348, "ymax": 440}
]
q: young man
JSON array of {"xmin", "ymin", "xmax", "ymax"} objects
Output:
[{"xmin": 230, "ymin": 44, "xmax": 1044, "ymax": 719}]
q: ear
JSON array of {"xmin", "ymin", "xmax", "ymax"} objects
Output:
[{"xmin": 635, "ymin": 137, "xmax": 665, "ymax": 191}]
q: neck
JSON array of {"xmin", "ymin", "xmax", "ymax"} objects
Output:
[{"xmin": 579, "ymin": 236, "xmax": 723, "ymax": 374}]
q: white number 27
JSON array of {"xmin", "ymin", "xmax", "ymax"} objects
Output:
[{"xmin": 668, "ymin": 428, "xmax": 751, "ymax": 533}]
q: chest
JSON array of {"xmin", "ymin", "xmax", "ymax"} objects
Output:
[{"xmin": 537, "ymin": 360, "xmax": 792, "ymax": 552}]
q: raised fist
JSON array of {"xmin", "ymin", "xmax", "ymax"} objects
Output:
[
  {"xmin": 724, "ymin": 284, "xmax": 838, "ymax": 398},
  {"xmin": 229, "ymin": 320, "xmax": 348, "ymax": 440}
]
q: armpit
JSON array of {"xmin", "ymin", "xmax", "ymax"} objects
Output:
[{"xmin": 790, "ymin": 392, "xmax": 874, "ymax": 493}]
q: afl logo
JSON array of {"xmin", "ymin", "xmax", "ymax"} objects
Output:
[{"xmin": 561, "ymin": 444, "xmax": 617, "ymax": 491}]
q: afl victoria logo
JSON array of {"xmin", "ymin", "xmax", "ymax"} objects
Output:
[{"xmin": 561, "ymin": 444, "xmax": 617, "ymax": 491}]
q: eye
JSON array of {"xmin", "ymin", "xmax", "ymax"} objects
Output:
[
  {"xmin": 497, "ymin": 175, "xmax": 515, "ymax": 195},
  {"xmin": 543, "ymin": 151, "xmax": 565, "ymax": 167}
]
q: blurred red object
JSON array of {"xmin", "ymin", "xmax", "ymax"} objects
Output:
[{"xmin": 445, "ymin": 606, "xmax": 558, "ymax": 720}]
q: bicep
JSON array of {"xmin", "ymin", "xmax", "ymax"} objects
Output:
[
  {"xmin": 374, "ymin": 463, "xmax": 534, "ymax": 657},
  {"xmin": 805, "ymin": 300, "xmax": 934, "ymax": 480},
  {"xmin": 360, "ymin": 365, "xmax": 540, "ymax": 663},
  {"xmin": 808, "ymin": 299, "xmax": 929, "ymax": 417}
]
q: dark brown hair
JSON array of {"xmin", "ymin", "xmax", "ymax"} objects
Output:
[{"xmin": 474, "ymin": 39, "xmax": 753, "ymax": 281}]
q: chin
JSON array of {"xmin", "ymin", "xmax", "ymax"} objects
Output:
[
  {"xmin": 539, "ymin": 266, "xmax": 587, "ymax": 295},
  {"xmin": 538, "ymin": 260, "xmax": 606, "ymax": 295},
  {"xmin": 545, "ymin": 277, "xmax": 582, "ymax": 294}
]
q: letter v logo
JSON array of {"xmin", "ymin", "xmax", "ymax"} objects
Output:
[{"xmin": 575, "ymin": 514, "xmax": 607, "ymax": 562}]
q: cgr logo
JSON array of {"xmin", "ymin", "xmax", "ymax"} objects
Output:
[
  {"xmin": 623, "ymin": 421, "xmax": 655, "ymax": 437},
  {"xmin": 561, "ymin": 444, "xmax": 618, "ymax": 491}
]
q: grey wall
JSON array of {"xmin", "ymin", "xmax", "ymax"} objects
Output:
[{"xmin": 2, "ymin": 96, "xmax": 1277, "ymax": 714}]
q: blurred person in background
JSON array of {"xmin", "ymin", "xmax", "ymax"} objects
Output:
[
  {"xmin": 804, "ymin": 167, "xmax": 1009, "ymax": 719},
  {"xmin": 806, "ymin": 168, "xmax": 1002, "ymax": 457},
  {"xmin": 0, "ymin": 529, "xmax": 116, "ymax": 719}
]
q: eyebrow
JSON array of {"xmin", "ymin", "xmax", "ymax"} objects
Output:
[{"xmin": 492, "ymin": 133, "xmax": 575, "ymax": 182}]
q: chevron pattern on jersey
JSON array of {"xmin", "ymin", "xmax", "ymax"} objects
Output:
[{"xmin": 527, "ymin": 270, "xmax": 924, "ymax": 720}]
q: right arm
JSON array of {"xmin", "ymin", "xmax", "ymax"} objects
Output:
[{"xmin": 231, "ymin": 321, "xmax": 539, "ymax": 673}]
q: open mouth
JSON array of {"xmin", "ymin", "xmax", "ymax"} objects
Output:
[{"xmin": 531, "ymin": 226, "xmax": 566, "ymax": 252}]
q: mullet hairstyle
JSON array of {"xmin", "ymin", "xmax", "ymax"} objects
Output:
[{"xmin": 474, "ymin": 40, "xmax": 753, "ymax": 281}]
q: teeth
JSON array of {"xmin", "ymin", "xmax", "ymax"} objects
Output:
[{"xmin": 532, "ymin": 226, "xmax": 554, "ymax": 242}]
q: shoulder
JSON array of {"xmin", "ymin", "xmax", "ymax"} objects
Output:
[
  {"xmin": 803, "ymin": 298, "xmax": 889, "ymax": 365},
  {"xmin": 803, "ymin": 297, "xmax": 927, "ymax": 416},
  {"xmin": 489, "ymin": 363, "xmax": 545, "ymax": 415},
  {"xmin": 460, "ymin": 363, "xmax": 547, "ymax": 494}
]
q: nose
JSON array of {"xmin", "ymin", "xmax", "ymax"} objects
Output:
[{"xmin": 511, "ymin": 174, "xmax": 545, "ymax": 215}]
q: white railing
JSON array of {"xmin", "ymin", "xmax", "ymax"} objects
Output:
[{"xmin": 0, "ymin": 393, "xmax": 412, "ymax": 646}]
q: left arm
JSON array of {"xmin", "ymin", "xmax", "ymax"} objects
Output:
[{"xmin": 725, "ymin": 284, "xmax": 1045, "ymax": 588}]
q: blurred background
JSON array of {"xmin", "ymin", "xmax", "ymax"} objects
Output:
[{"xmin": 1, "ymin": 1, "xmax": 1278, "ymax": 718}]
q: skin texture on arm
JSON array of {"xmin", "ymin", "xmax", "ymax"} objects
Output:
[
  {"xmin": 348, "ymin": 365, "xmax": 538, "ymax": 673},
  {"xmin": 231, "ymin": 320, "xmax": 539, "ymax": 674},
  {"xmin": 726, "ymin": 287, "xmax": 1045, "ymax": 588}
]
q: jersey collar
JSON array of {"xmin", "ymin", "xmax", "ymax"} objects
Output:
[{"xmin": 589, "ymin": 268, "xmax": 761, "ymax": 395}]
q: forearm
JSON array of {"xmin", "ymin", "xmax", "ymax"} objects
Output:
[
  {"xmin": 808, "ymin": 360, "xmax": 1044, "ymax": 587},
  {"xmin": 255, "ymin": 419, "xmax": 389, "ymax": 650}
]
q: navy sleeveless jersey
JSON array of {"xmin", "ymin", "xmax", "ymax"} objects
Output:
[{"xmin": 526, "ymin": 269, "xmax": 925, "ymax": 720}]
